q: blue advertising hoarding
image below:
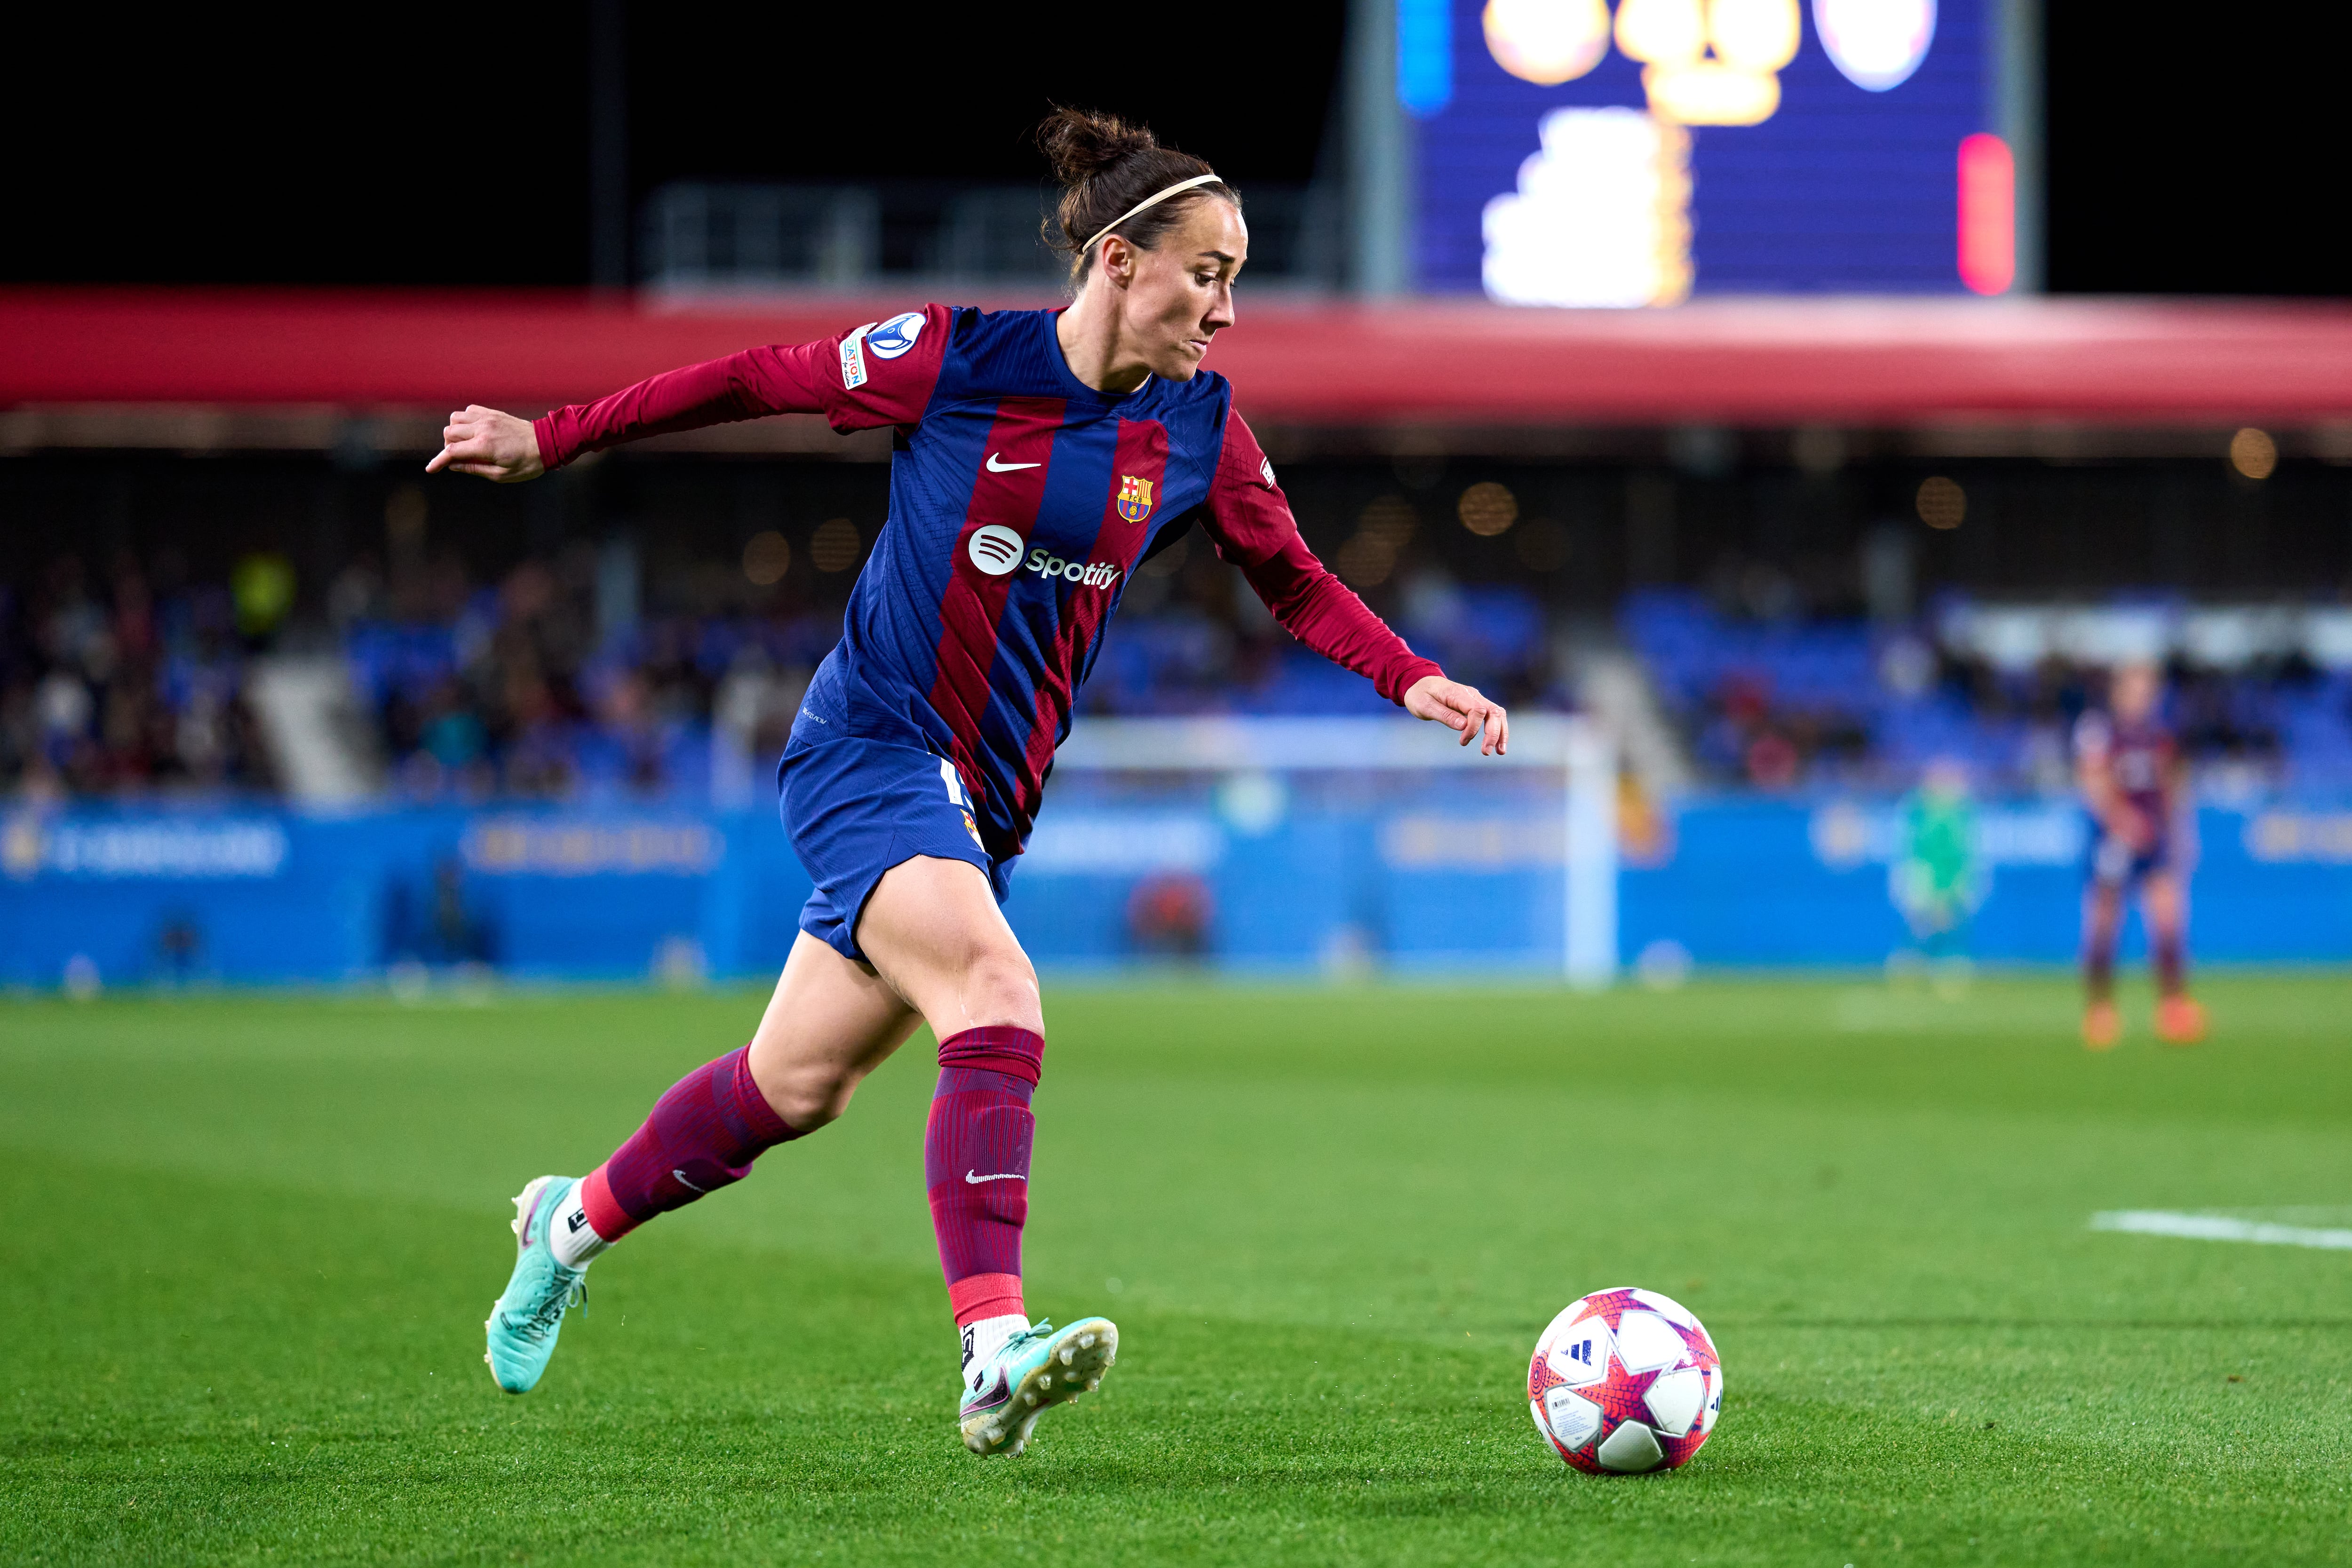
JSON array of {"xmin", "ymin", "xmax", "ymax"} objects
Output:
[{"xmin": 4, "ymin": 794, "xmax": 2349, "ymax": 987}]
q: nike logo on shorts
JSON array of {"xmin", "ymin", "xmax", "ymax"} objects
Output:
[
  {"xmin": 985, "ymin": 453, "xmax": 1041, "ymax": 472},
  {"xmin": 965, "ymin": 1170, "xmax": 1025, "ymax": 1184}
]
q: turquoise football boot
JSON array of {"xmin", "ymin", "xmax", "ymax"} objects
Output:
[
  {"xmin": 958, "ymin": 1316, "xmax": 1119, "ymax": 1456},
  {"xmin": 483, "ymin": 1175, "xmax": 586, "ymax": 1394}
]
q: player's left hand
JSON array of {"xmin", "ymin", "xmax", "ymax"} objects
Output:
[{"xmin": 1405, "ymin": 675, "xmax": 1508, "ymax": 756}]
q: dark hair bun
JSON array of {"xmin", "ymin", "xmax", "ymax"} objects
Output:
[
  {"xmin": 1037, "ymin": 107, "xmax": 1159, "ymax": 187},
  {"xmin": 1033, "ymin": 107, "xmax": 1238, "ymax": 286}
]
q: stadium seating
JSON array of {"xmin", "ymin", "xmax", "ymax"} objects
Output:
[
  {"xmin": 1621, "ymin": 588, "xmax": 2352, "ymax": 793},
  {"xmin": 13, "ymin": 542, "xmax": 2352, "ymax": 804}
]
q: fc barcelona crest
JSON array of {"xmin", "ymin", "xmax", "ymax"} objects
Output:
[{"xmin": 1116, "ymin": 473, "xmax": 1154, "ymax": 524}]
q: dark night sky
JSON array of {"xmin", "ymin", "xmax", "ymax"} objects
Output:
[
  {"xmin": 4, "ymin": 5, "xmax": 2340, "ymax": 295},
  {"xmin": 3, "ymin": 8, "xmax": 1347, "ymax": 289},
  {"xmin": 2042, "ymin": 5, "xmax": 2347, "ymax": 295}
]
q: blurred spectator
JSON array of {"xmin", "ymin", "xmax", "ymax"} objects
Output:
[
  {"xmin": 22, "ymin": 527, "xmax": 2347, "ymax": 808},
  {"xmin": 385, "ymin": 856, "xmax": 497, "ymax": 967},
  {"xmin": 1, "ymin": 551, "xmax": 273, "ymax": 799},
  {"xmin": 154, "ymin": 910, "xmax": 205, "ymax": 985},
  {"xmin": 1128, "ymin": 870, "xmax": 1212, "ymax": 960},
  {"xmin": 1623, "ymin": 588, "xmax": 2352, "ymax": 796},
  {"xmin": 354, "ymin": 547, "xmax": 835, "ymax": 804}
]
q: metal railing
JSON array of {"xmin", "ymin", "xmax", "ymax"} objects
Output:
[{"xmin": 641, "ymin": 182, "xmax": 1342, "ymax": 292}]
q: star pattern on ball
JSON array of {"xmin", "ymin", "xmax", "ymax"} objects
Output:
[
  {"xmin": 1569, "ymin": 1288, "xmax": 1649, "ymax": 1327},
  {"xmin": 1527, "ymin": 1288, "xmax": 1722, "ymax": 1476}
]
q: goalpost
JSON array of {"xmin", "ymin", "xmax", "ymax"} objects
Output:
[{"xmin": 1033, "ymin": 716, "xmax": 1618, "ymax": 985}]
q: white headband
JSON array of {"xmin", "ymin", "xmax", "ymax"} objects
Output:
[{"xmin": 1081, "ymin": 173, "xmax": 1226, "ymax": 256}]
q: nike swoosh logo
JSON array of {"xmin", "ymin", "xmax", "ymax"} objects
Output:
[
  {"xmin": 965, "ymin": 1170, "xmax": 1025, "ymax": 1184},
  {"xmin": 671, "ymin": 1168, "xmax": 707, "ymax": 1194},
  {"xmin": 985, "ymin": 453, "xmax": 1041, "ymax": 472}
]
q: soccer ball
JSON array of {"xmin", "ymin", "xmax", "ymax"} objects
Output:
[{"xmin": 1527, "ymin": 1287, "xmax": 1722, "ymax": 1474}]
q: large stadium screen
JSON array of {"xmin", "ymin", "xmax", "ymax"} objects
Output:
[{"xmin": 1405, "ymin": 0, "xmax": 2006, "ymax": 302}]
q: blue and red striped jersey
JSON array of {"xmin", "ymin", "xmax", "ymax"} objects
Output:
[
  {"xmin": 536, "ymin": 304, "xmax": 1442, "ymax": 856},
  {"xmin": 2074, "ymin": 710, "xmax": 2179, "ymax": 822}
]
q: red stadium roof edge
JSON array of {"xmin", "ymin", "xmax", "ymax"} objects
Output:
[{"xmin": 7, "ymin": 287, "xmax": 2352, "ymax": 425}]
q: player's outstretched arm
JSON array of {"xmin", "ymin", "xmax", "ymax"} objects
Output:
[
  {"xmin": 1405, "ymin": 674, "xmax": 1510, "ymax": 756},
  {"xmin": 427, "ymin": 406, "xmax": 545, "ymax": 483},
  {"xmin": 431, "ymin": 310, "xmax": 951, "ymax": 484},
  {"xmin": 1204, "ymin": 410, "xmax": 1509, "ymax": 757}
]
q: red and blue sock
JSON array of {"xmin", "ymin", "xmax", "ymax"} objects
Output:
[
  {"xmin": 925, "ymin": 1026, "xmax": 1043, "ymax": 1372},
  {"xmin": 2153, "ymin": 929, "xmax": 2187, "ymax": 997},
  {"xmin": 566, "ymin": 1044, "xmax": 803, "ymax": 1258},
  {"xmin": 549, "ymin": 1027, "xmax": 1042, "ymax": 1381},
  {"xmin": 2083, "ymin": 921, "xmax": 2118, "ymax": 1003}
]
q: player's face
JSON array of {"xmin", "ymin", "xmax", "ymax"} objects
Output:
[
  {"xmin": 1123, "ymin": 199, "xmax": 1247, "ymax": 381},
  {"xmin": 2112, "ymin": 665, "xmax": 2159, "ymax": 722}
]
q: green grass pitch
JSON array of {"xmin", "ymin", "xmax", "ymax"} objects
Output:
[{"xmin": 4, "ymin": 975, "xmax": 2348, "ymax": 1565}]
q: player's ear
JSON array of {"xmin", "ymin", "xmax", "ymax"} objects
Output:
[{"xmin": 1101, "ymin": 234, "xmax": 1135, "ymax": 288}]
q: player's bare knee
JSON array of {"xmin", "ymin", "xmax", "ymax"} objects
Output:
[
  {"xmin": 759, "ymin": 1063, "xmax": 861, "ymax": 1133},
  {"xmin": 963, "ymin": 947, "xmax": 1041, "ymax": 1032}
]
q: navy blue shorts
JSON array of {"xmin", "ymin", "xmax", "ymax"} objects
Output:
[
  {"xmin": 2089, "ymin": 830, "xmax": 2176, "ymax": 888},
  {"xmin": 778, "ymin": 734, "xmax": 1013, "ymax": 963}
]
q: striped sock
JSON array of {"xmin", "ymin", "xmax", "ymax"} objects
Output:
[
  {"xmin": 576, "ymin": 1044, "xmax": 803, "ymax": 1246},
  {"xmin": 926, "ymin": 1027, "xmax": 1043, "ymax": 1342}
]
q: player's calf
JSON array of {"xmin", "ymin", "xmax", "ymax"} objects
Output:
[
  {"xmin": 481, "ymin": 1045, "xmax": 806, "ymax": 1393},
  {"xmin": 587, "ymin": 1043, "xmax": 805, "ymax": 1240}
]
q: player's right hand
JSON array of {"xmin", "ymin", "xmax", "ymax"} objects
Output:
[{"xmin": 427, "ymin": 406, "xmax": 545, "ymax": 483}]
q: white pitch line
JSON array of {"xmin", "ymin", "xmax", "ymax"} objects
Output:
[{"xmin": 2090, "ymin": 1210, "xmax": 2352, "ymax": 1251}]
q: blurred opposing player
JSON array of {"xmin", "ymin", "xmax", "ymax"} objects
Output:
[
  {"xmin": 1889, "ymin": 757, "xmax": 1986, "ymax": 997},
  {"xmin": 2075, "ymin": 662, "xmax": 2203, "ymax": 1049},
  {"xmin": 427, "ymin": 109, "xmax": 1508, "ymax": 1454}
]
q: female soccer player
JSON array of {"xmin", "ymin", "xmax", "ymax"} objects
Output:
[
  {"xmin": 2074, "ymin": 661, "xmax": 2203, "ymax": 1049},
  {"xmin": 428, "ymin": 109, "xmax": 1509, "ymax": 1456}
]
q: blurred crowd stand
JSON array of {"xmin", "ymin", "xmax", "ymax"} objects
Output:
[
  {"xmin": 0, "ymin": 549, "xmax": 277, "ymax": 803},
  {"xmin": 13, "ymin": 470, "xmax": 2352, "ymax": 815}
]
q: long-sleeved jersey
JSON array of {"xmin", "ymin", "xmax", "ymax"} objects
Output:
[
  {"xmin": 2074, "ymin": 710, "xmax": 2179, "ymax": 828},
  {"xmin": 534, "ymin": 304, "xmax": 1442, "ymax": 857}
]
